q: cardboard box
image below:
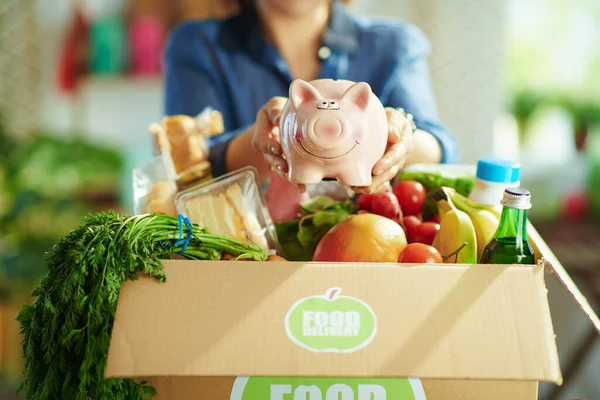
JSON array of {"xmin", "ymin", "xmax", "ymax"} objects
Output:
[{"xmin": 105, "ymin": 223, "xmax": 600, "ymax": 400}]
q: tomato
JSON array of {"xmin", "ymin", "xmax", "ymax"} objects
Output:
[
  {"xmin": 411, "ymin": 222, "xmax": 440, "ymax": 246},
  {"xmin": 371, "ymin": 193, "xmax": 401, "ymax": 219},
  {"xmin": 356, "ymin": 193, "xmax": 377, "ymax": 211},
  {"xmin": 398, "ymin": 243, "xmax": 443, "ymax": 264},
  {"xmin": 393, "ymin": 180, "xmax": 427, "ymax": 216},
  {"xmin": 402, "ymin": 215, "xmax": 421, "ymax": 243}
]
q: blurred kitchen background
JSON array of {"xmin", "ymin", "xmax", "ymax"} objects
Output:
[{"xmin": 0, "ymin": 0, "xmax": 599, "ymax": 399}]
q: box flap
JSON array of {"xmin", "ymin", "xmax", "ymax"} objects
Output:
[
  {"xmin": 528, "ymin": 221, "xmax": 600, "ymax": 335},
  {"xmin": 106, "ymin": 261, "xmax": 561, "ymax": 383}
]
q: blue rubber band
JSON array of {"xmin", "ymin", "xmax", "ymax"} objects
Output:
[
  {"xmin": 181, "ymin": 217, "xmax": 194, "ymax": 254},
  {"xmin": 174, "ymin": 214, "xmax": 193, "ymax": 254},
  {"xmin": 178, "ymin": 214, "xmax": 184, "ymax": 240}
]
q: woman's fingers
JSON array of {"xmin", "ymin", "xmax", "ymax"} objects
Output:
[
  {"xmin": 372, "ymin": 139, "xmax": 409, "ymax": 176},
  {"xmin": 264, "ymin": 156, "xmax": 306, "ymax": 193},
  {"xmin": 368, "ymin": 181, "xmax": 393, "ymax": 195},
  {"xmin": 385, "ymin": 107, "xmax": 406, "ymax": 143},
  {"xmin": 372, "ymin": 107, "xmax": 414, "ymax": 176},
  {"xmin": 351, "ymin": 108, "xmax": 415, "ymax": 194},
  {"xmin": 256, "ymin": 97, "xmax": 287, "ymax": 133},
  {"xmin": 363, "ymin": 165, "xmax": 400, "ymax": 194},
  {"xmin": 263, "ymin": 153, "xmax": 288, "ymax": 173},
  {"xmin": 253, "ymin": 96, "xmax": 288, "ymax": 157},
  {"xmin": 252, "ymin": 134, "xmax": 283, "ymax": 156},
  {"xmin": 372, "ymin": 147, "xmax": 400, "ymax": 176},
  {"xmin": 354, "ymin": 139, "xmax": 410, "ymax": 194},
  {"xmin": 252, "ymin": 96, "xmax": 309, "ymax": 193},
  {"xmin": 371, "ymin": 170, "xmax": 398, "ymax": 193}
]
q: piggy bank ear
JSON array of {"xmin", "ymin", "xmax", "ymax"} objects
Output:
[
  {"xmin": 341, "ymin": 82, "xmax": 372, "ymax": 112},
  {"xmin": 289, "ymin": 79, "xmax": 323, "ymax": 111}
]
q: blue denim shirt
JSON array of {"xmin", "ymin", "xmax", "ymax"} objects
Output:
[{"xmin": 164, "ymin": 2, "xmax": 460, "ymax": 177}]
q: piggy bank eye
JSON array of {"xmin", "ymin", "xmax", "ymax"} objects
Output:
[
  {"xmin": 328, "ymin": 101, "xmax": 340, "ymax": 110},
  {"xmin": 317, "ymin": 101, "xmax": 329, "ymax": 110}
]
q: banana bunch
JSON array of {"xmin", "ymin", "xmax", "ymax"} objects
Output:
[{"xmin": 432, "ymin": 187, "xmax": 500, "ymax": 263}]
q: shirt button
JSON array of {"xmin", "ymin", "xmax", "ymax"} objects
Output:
[{"xmin": 318, "ymin": 46, "xmax": 332, "ymax": 60}]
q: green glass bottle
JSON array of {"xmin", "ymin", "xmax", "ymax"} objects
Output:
[{"xmin": 479, "ymin": 188, "xmax": 535, "ymax": 265}]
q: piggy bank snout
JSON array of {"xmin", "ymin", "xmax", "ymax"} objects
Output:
[{"xmin": 314, "ymin": 117, "xmax": 342, "ymax": 138}]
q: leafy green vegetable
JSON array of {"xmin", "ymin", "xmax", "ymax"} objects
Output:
[
  {"xmin": 17, "ymin": 211, "xmax": 267, "ymax": 400},
  {"xmin": 5, "ymin": 133, "xmax": 122, "ymax": 199},
  {"xmin": 397, "ymin": 171, "xmax": 475, "ymax": 219},
  {"xmin": 275, "ymin": 196, "xmax": 358, "ymax": 261},
  {"xmin": 275, "ymin": 221, "xmax": 312, "ymax": 261},
  {"xmin": 300, "ymin": 196, "xmax": 338, "ymax": 214},
  {"xmin": 0, "ymin": 129, "xmax": 124, "ymax": 302}
]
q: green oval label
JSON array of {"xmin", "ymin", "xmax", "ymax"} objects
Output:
[
  {"xmin": 230, "ymin": 376, "xmax": 426, "ymax": 400},
  {"xmin": 284, "ymin": 287, "xmax": 377, "ymax": 353}
]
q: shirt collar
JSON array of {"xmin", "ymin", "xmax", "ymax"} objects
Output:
[
  {"xmin": 322, "ymin": 1, "xmax": 359, "ymax": 54},
  {"xmin": 226, "ymin": 1, "xmax": 360, "ymax": 61}
]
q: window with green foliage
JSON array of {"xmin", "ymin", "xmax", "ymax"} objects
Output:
[{"xmin": 505, "ymin": 0, "xmax": 600, "ymax": 134}]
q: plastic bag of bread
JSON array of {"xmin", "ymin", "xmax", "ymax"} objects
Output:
[
  {"xmin": 149, "ymin": 107, "xmax": 223, "ymax": 185},
  {"xmin": 132, "ymin": 153, "xmax": 178, "ymax": 217}
]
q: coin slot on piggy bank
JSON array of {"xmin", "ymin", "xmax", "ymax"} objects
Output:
[{"xmin": 279, "ymin": 79, "xmax": 388, "ymax": 187}]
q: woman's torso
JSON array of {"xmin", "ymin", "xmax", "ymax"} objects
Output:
[{"xmin": 164, "ymin": 2, "xmax": 414, "ymax": 132}]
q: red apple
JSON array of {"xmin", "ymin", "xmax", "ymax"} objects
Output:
[
  {"xmin": 371, "ymin": 193, "xmax": 401, "ymax": 219},
  {"xmin": 429, "ymin": 214, "xmax": 441, "ymax": 224},
  {"xmin": 357, "ymin": 209, "xmax": 370, "ymax": 215}
]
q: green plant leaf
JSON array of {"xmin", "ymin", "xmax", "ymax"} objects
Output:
[
  {"xmin": 297, "ymin": 221, "xmax": 317, "ymax": 248},
  {"xmin": 300, "ymin": 195, "xmax": 338, "ymax": 215}
]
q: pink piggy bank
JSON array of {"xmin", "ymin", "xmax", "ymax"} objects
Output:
[{"xmin": 280, "ymin": 78, "xmax": 388, "ymax": 187}]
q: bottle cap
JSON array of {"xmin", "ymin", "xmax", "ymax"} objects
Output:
[
  {"xmin": 476, "ymin": 158, "xmax": 521, "ymax": 183},
  {"xmin": 501, "ymin": 187, "xmax": 532, "ymax": 209}
]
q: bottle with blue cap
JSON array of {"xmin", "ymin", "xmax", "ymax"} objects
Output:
[{"xmin": 468, "ymin": 158, "xmax": 521, "ymax": 210}]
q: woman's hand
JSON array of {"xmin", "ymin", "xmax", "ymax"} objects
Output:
[
  {"xmin": 251, "ymin": 97, "xmax": 286, "ymax": 170},
  {"xmin": 251, "ymin": 96, "xmax": 307, "ymax": 192},
  {"xmin": 352, "ymin": 107, "xmax": 415, "ymax": 194}
]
